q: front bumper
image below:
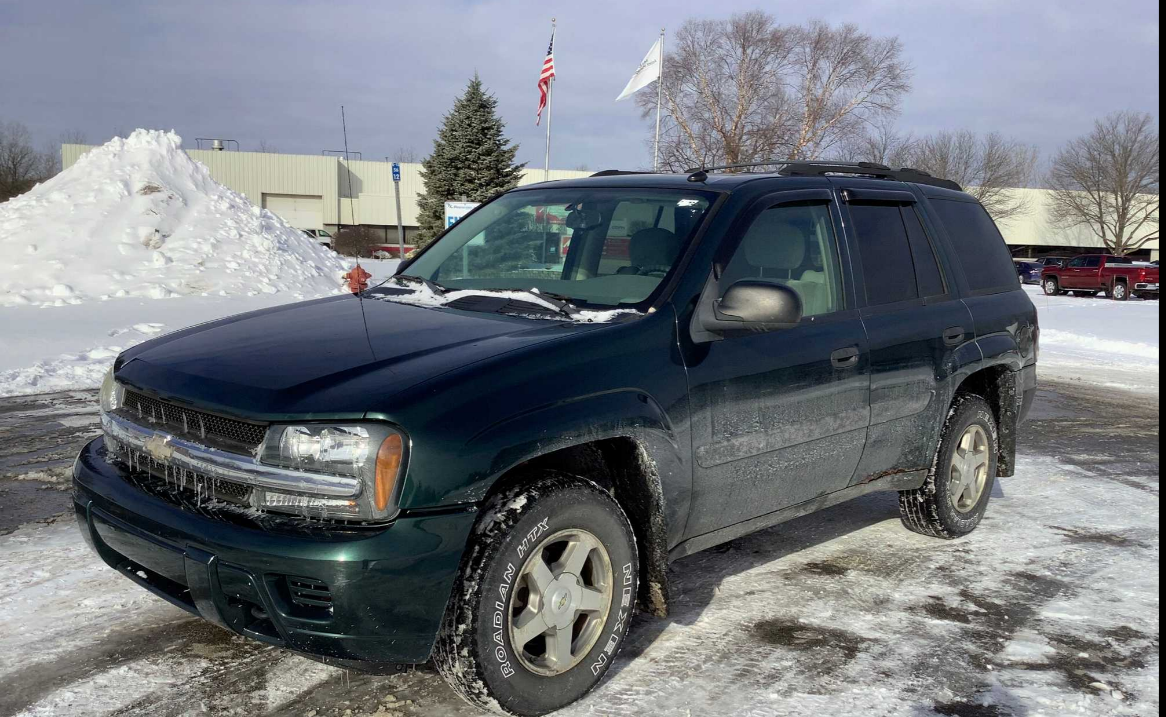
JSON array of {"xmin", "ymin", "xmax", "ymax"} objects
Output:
[{"xmin": 73, "ymin": 437, "xmax": 476, "ymax": 667}]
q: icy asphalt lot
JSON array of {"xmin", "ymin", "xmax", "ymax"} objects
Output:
[{"xmin": 0, "ymin": 293, "xmax": 1158, "ymax": 717}]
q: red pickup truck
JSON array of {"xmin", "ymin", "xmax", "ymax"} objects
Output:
[{"xmin": 1041, "ymin": 254, "xmax": 1159, "ymax": 301}]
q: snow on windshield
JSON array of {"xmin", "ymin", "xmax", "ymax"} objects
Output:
[{"xmin": 367, "ymin": 277, "xmax": 641, "ymax": 323}]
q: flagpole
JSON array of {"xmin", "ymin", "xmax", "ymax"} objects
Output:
[
  {"xmin": 654, "ymin": 28, "xmax": 664, "ymax": 172},
  {"xmin": 544, "ymin": 18, "xmax": 555, "ymax": 181}
]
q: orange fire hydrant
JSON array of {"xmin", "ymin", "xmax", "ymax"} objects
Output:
[{"xmin": 344, "ymin": 263, "xmax": 372, "ymax": 293}]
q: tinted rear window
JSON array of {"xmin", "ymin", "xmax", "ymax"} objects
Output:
[
  {"xmin": 848, "ymin": 203, "xmax": 918, "ymax": 305},
  {"xmin": 930, "ymin": 200, "xmax": 1018, "ymax": 293}
]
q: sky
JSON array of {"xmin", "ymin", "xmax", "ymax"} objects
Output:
[{"xmin": 0, "ymin": 0, "xmax": 1159, "ymax": 172}]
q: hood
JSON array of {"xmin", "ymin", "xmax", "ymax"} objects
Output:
[{"xmin": 116, "ymin": 293, "xmax": 599, "ymax": 418}]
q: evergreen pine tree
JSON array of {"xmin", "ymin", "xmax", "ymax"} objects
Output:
[{"xmin": 416, "ymin": 75, "xmax": 526, "ymax": 247}]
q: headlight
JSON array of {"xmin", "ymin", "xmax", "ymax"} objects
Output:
[
  {"xmin": 258, "ymin": 423, "xmax": 406, "ymax": 522},
  {"xmin": 99, "ymin": 366, "xmax": 124, "ymax": 413}
]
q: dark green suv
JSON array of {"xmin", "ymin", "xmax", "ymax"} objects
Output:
[{"xmin": 74, "ymin": 162, "xmax": 1038, "ymax": 715}]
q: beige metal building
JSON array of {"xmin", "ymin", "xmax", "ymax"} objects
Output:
[{"xmin": 60, "ymin": 145, "xmax": 1158, "ymax": 259}]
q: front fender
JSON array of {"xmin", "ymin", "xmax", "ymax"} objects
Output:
[{"xmin": 465, "ymin": 389, "xmax": 689, "ymax": 545}]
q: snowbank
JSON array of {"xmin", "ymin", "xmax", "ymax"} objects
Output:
[{"xmin": 0, "ymin": 130, "xmax": 346, "ymax": 308}]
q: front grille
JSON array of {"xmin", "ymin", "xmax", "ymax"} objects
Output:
[
  {"xmin": 119, "ymin": 389, "xmax": 268, "ymax": 452},
  {"xmin": 286, "ymin": 576, "xmax": 333, "ymax": 610},
  {"xmin": 116, "ymin": 444, "xmax": 254, "ymax": 506}
]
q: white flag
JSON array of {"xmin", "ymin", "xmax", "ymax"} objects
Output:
[{"xmin": 615, "ymin": 37, "xmax": 662, "ymax": 101}]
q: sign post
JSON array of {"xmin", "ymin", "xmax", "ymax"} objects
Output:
[{"xmin": 391, "ymin": 162, "xmax": 405, "ymax": 260}]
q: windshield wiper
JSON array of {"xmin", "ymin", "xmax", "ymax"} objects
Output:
[
  {"xmin": 386, "ymin": 277, "xmax": 581, "ymax": 319},
  {"xmin": 391, "ymin": 274, "xmax": 448, "ymax": 295}
]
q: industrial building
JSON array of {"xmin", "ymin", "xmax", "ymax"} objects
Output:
[{"xmin": 60, "ymin": 144, "xmax": 1158, "ymax": 260}]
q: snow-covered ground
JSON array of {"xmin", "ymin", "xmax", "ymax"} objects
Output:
[
  {"xmin": 0, "ymin": 259, "xmax": 398, "ymax": 397},
  {"xmin": 1026, "ymin": 285, "xmax": 1159, "ymax": 391}
]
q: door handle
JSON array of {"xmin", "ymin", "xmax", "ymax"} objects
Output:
[
  {"xmin": 830, "ymin": 346, "xmax": 860, "ymax": 369},
  {"xmin": 943, "ymin": 326, "xmax": 964, "ymax": 346}
]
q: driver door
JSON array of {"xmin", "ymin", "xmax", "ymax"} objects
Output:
[{"xmin": 683, "ymin": 189, "xmax": 871, "ymax": 538}]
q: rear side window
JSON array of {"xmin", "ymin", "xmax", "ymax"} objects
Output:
[
  {"xmin": 930, "ymin": 200, "xmax": 1019, "ymax": 293},
  {"xmin": 847, "ymin": 203, "xmax": 918, "ymax": 306},
  {"xmin": 902, "ymin": 206, "xmax": 946, "ymax": 298}
]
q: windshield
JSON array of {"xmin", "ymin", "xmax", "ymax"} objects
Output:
[{"xmin": 401, "ymin": 188, "xmax": 715, "ymax": 307}]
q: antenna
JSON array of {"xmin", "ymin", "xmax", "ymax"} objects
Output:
[{"xmin": 340, "ymin": 106, "xmax": 358, "ymax": 230}]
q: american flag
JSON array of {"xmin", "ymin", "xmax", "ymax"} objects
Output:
[{"xmin": 536, "ymin": 28, "xmax": 555, "ymax": 125}]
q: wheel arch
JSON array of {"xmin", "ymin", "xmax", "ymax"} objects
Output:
[
  {"xmin": 481, "ymin": 436, "xmax": 673, "ymax": 618},
  {"xmin": 465, "ymin": 390, "xmax": 685, "ymax": 618},
  {"xmin": 950, "ymin": 364, "xmax": 1020, "ymax": 477}
]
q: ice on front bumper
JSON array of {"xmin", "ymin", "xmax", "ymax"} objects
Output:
[{"xmin": 101, "ymin": 413, "xmax": 369, "ymax": 523}]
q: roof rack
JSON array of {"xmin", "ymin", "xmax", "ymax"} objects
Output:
[
  {"xmin": 683, "ymin": 160, "xmax": 962, "ymax": 191},
  {"xmin": 590, "ymin": 169, "xmax": 656, "ymax": 177}
]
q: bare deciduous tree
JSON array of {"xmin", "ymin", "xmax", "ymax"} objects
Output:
[
  {"xmin": 392, "ymin": 147, "xmax": 420, "ymax": 163},
  {"xmin": 840, "ymin": 126, "xmax": 1038, "ymax": 221},
  {"xmin": 910, "ymin": 130, "xmax": 1038, "ymax": 221},
  {"xmin": 836, "ymin": 120, "xmax": 916, "ymax": 168},
  {"xmin": 0, "ymin": 121, "xmax": 55, "ymax": 201},
  {"xmin": 639, "ymin": 13, "xmax": 910, "ymax": 170},
  {"xmin": 1046, "ymin": 111, "xmax": 1158, "ymax": 255},
  {"xmin": 256, "ymin": 140, "xmax": 279, "ymax": 153}
]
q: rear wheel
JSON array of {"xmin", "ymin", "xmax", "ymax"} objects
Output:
[
  {"xmin": 435, "ymin": 473, "xmax": 638, "ymax": 716},
  {"xmin": 899, "ymin": 394, "xmax": 998, "ymax": 539},
  {"xmin": 1043, "ymin": 277, "xmax": 1061, "ymax": 296},
  {"xmin": 1112, "ymin": 281, "xmax": 1130, "ymax": 301}
]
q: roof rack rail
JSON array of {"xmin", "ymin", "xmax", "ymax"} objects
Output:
[
  {"xmin": 683, "ymin": 160, "xmax": 962, "ymax": 191},
  {"xmin": 590, "ymin": 169, "xmax": 656, "ymax": 177}
]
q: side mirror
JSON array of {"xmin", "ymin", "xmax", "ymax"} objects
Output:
[{"xmin": 697, "ymin": 280, "xmax": 803, "ymax": 337}]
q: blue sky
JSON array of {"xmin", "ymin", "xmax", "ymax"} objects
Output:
[{"xmin": 1, "ymin": 0, "xmax": 1158, "ymax": 171}]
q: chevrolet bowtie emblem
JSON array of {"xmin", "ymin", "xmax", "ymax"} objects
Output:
[{"xmin": 143, "ymin": 434, "xmax": 174, "ymax": 462}]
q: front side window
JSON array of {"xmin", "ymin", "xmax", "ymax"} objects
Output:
[
  {"xmin": 1084, "ymin": 256, "xmax": 1102, "ymax": 268},
  {"xmin": 719, "ymin": 201, "xmax": 844, "ymax": 317},
  {"xmin": 402, "ymin": 189, "xmax": 714, "ymax": 307},
  {"xmin": 1068, "ymin": 257, "xmax": 1087, "ymax": 268}
]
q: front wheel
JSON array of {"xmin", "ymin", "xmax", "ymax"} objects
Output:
[
  {"xmin": 435, "ymin": 473, "xmax": 639, "ymax": 716},
  {"xmin": 1112, "ymin": 282, "xmax": 1130, "ymax": 301},
  {"xmin": 1043, "ymin": 277, "xmax": 1061, "ymax": 296},
  {"xmin": 899, "ymin": 394, "xmax": 998, "ymax": 539}
]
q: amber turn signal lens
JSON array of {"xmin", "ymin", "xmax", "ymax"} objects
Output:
[{"xmin": 374, "ymin": 433, "xmax": 404, "ymax": 511}]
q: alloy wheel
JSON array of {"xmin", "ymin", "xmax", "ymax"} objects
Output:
[
  {"xmin": 507, "ymin": 528, "xmax": 613, "ymax": 676},
  {"xmin": 948, "ymin": 425, "xmax": 990, "ymax": 513}
]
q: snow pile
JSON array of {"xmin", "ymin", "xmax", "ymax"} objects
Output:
[{"xmin": 0, "ymin": 130, "xmax": 346, "ymax": 308}]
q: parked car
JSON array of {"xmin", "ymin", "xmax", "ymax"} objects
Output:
[
  {"xmin": 1041, "ymin": 253, "xmax": 1160, "ymax": 300},
  {"xmin": 370, "ymin": 243, "xmax": 415, "ymax": 259},
  {"xmin": 1013, "ymin": 259, "xmax": 1043, "ymax": 284},
  {"xmin": 302, "ymin": 228, "xmax": 334, "ymax": 248},
  {"xmin": 1036, "ymin": 256, "xmax": 1070, "ymax": 268},
  {"xmin": 75, "ymin": 162, "xmax": 1037, "ymax": 716}
]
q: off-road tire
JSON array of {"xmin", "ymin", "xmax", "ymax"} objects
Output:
[
  {"xmin": 1112, "ymin": 281, "xmax": 1130, "ymax": 301},
  {"xmin": 1043, "ymin": 277, "xmax": 1061, "ymax": 296},
  {"xmin": 898, "ymin": 394, "xmax": 998, "ymax": 539},
  {"xmin": 435, "ymin": 472, "xmax": 639, "ymax": 716}
]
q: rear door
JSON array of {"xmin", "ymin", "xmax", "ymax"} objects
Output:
[
  {"xmin": 683, "ymin": 188, "xmax": 870, "ymax": 537},
  {"xmin": 837, "ymin": 183, "xmax": 977, "ymax": 483}
]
